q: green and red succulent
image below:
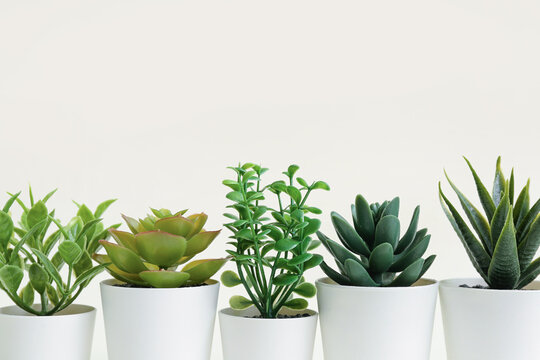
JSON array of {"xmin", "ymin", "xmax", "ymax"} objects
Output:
[{"xmin": 94, "ymin": 208, "xmax": 228, "ymax": 288}]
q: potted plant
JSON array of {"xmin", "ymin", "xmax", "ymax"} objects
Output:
[
  {"xmin": 0, "ymin": 188, "xmax": 117, "ymax": 360},
  {"xmin": 316, "ymin": 194, "xmax": 438, "ymax": 360},
  {"xmin": 219, "ymin": 163, "xmax": 329, "ymax": 360},
  {"xmin": 94, "ymin": 207, "xmax": 228, "ymax": 360},
  {"xmin": 439, "ymin": 157, "xmax": 540, "ymax": 360}
]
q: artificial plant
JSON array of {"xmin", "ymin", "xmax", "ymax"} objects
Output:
[
  {"xmin": 94, "ymin": 208, "xmax": 227, "ymax": 288},
  {"xmin": 0, "ymin": 188, "xmax": 118, "ymax": 315},
  {"xmin": 221, "ymin": 163, "xmax": 329, "ymax": 318},
  {"xmin": 440, "ymin": 157, "xmax": 540, "ymax": 289},
  {"xmin": 318, "ymin": 194, "xmax": 435, "ymax": 287}
]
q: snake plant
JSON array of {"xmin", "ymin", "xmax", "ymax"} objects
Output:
[
  {"xmin": 318, "ymin": 194, "xmax": 435, "ymax": 287},
  {"xmin": 440, "ymin": 157, "xmax": 540, "ymax": 289},
  {"xmin": 94, "ymin": 208, "xmax": 228, "ymax": 288},
  {"xmin": 0, "ymin": 188, "xmax": 117, "ymax": 315}
]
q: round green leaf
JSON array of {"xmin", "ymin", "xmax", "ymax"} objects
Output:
[
  {"xmin": 288, "ymin": 253, "xmax": 313, "ymax": 266},
  {"xmin": 21, "ymin": 284, "xmax": 35, "ymax": 306},
  {"xmin": 0, "ymin": 265, "xmax": 24, "ymax": 293},
  {"xmin": 304, "ymin": 254, "xmax": 324, "ymax": 269},
  {"xmin": 369, "ymin": 243, "xmax": 394, "ymax": 273},
  {"xmin": 293, "ymin": 282, "xmax": 316, "ymax": 298},
  {"xmin": 230, "ymin": 295, "xmax": 253, "ymax": 310},
  {"xmin": 139, "ymin": 270, "xmax": 190, "ymax": 288},
  {"xmin": 275, "ymin": 238, "xmax": 299, "ymax": 251},
  {"xmin": 154, "ymin": 216, "xmax": 194, "ymax": 237},
  {"xmin": 58, "ymin": 241, "xmax": 83, "ymax": 266},
  {"xmin": 27, "ymin": 201, "xmax": 48, "ymax": 231},
  {"xmin": 273, "ymin": 273, "xmax": 298, "ymax": 286},
  {"xmin": 312, "ymin": 181, "xmax": 330, "ymax": 191},
  {"xmin": 135, "ymin": 231, "xmax": 187, "ymax": 267},
  {"xmin": 29, "ymin": 263, "xmax": 49, "ymax": 294},
  {"xmin": 221, "ymin": 270, "xmax": 242, "ymax": 287},
  {"xmin": 284, "ymin": 298, "xmax": 308, "ymax": 310}
]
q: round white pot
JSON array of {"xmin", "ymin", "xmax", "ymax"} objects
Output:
[
  {"xmin": 316, "ymin": 277, "xmax": 438, "ymax": 360},
  {"xmin": 0, "ymin": 304, "xmax": 96, "ymax": 360},
  {"xmin": 219, "ymin": 307, "xmax": 318, "ymax": 360},
  {"xmin": 440, "ymin": 278, "xmax": 540, "ymax": 360},
  {"xmin": 100, "ymin": 279, "xmax": 219, "ymax": 360}
]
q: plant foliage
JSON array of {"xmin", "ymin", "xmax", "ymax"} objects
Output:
[
  {"xmin": 221, "ymin": 163, "xmax": 329, "ymax": 318},
  {"xmin": 440, "ymin": 157, "xmax": 540, "ymax": 289},
  {"xmin": 94, "ymin": 209, "xmax": 227, "ymax": 288},
  {"xmin": 0, "ymin": 188, "xmax": 118, "ymax": 315},
  {"xmin": 318, "ymin": 194, "xmax": 435, "ymax": 287}
]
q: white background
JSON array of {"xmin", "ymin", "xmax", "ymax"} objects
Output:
[{"xmin": 1, "ymin": 1, "xmax": 539, "ymax": 359}]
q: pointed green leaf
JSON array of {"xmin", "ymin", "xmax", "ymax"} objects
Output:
[
  {"xmin": 344, "ymin": 259, "xmax": 378, "ymax": 286},
  {"xmin": 58, "ymin": 241, "xmax": 83, "ymax": 266},
  {"xmin": 352, "ymin": 195, "xmax": 375, "ymax": 246},
  {"xmin": 491, "ymin": 193, "xmax": 510, "ymax": 249},
  {"xmin": 492, "ymin": 157, "xmax": 505, "ymax": 207},
  {"xmin": 29, "ymin": 263, "xmax": 48, "ymax": 294},
  {"xmin": 0, "ymin": 265, "xmax": 24, "ymax": 293},
  {"xmin": 317, "ymin": 231, "xmax": 365, "ymax": 269},
  {"xmin": 517, "ymin": 199, "xmax": 540, "ymax": 242},
  {"xmin": 463, "ymin": 157, "xmax": 496, "ymax": 221},
  {"xmin": 514, "ymin": 180, "xmax": 530, "ymax": 226},
  {"xmin": 389, "ymin": 258, "xmax": 424, "ymax": 287},
  {"xmin": 395, "ymin": 206, "xmax": 420, "ymax": 254},
  {"xmin": 369, "ymin": 243, "xmax": 393, "ymax": 273},
  {"xmin": 374, "ymin": 215, "xmax": 400, "ymax": 249},
  {"xmin": 0, "ymin": 211, "xmax": 14, "ymax": 250},
  {"xmin": 94, "ymin": 199, "xmax": 117, "ymax": 218},
  {"xmin": 518, "ymin": 215, "xmax": 540, "ymax": 271},
  {"xmin": 382, "ymin": 197, "xmax": 400, "ymax": 218},
  {"xmin": 488, "ymin": 209, "xmax": 520, "ymax": 289},
  {"xmin": 320, "ymin": 261, "xmax": 351, "ymax": 285},
  {"xmin": 418, "ymin": 254, "xmax": 436, "ymax": 279},
  {"xmin": 517, "ymin": 257, "xmax": 540, "ymax": 289},
  {"xmin": 154, "ymin": 216, "xmax": 194, "ymax": 237},
  {"xmin": 181, "ymin": 258, "xmax": 228, "ymax": 284},
  {"xmin": 100, "ymin": 240, "xmax": 148, "ymax": 274},
  {"xmin": 27, "ymin": 201, "xmax": 47, "ymax": 232},
  {"xmin": 184, "ymin": 230, "xmax": 220, "ymax": 257},
  {"xmin": 390, "ymin": 235, "xmax": 430, "ymax": 272},
  {"xmin": 331, "ymin": 212, "xmax": 370, "ymax": 256}
]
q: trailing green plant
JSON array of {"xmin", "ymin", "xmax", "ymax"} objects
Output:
[
  {"xmin": 221, "ymin": 163, "xmax": 329, "ymax": 318},
  {"xmin": 0, "ymin": 188, "xmax": 118, "ymax": 316},
  {"xmin": 94, "ymin": 209, "xmax": 227, "ymax": 288},
  {"xmin": 318, "ymin": 194, "xmax": 435, "ymax": 287},
  {"xmin": 440, "ymin": 157, "xmax": 540, "ymax": 290}
]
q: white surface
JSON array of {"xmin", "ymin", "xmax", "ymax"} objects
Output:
[
  {"xmin": 317, "ymin": 278, "xmax": 438, "ymax": 360},
  {"xmin": 100, "ymin": 279, "xmax": 219, "ymax": 360},
  {"xmin": 219, "ymin": 307, "xmax": 318, "ymax": 360},
  {"xmin": 0, "ymin": 1, "xmax": 539, "ymax": 359},
  {"xmin": 440, "ymin": 278, "xmax": 540, "ymax": 360},
  {"xmin": 0, "ymin": 304, "xmax": 96, "ymax": 360}
]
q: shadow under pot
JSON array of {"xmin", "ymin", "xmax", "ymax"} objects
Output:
[
  {"xmin": 219, "ymin": 307, "xmax": 318, "ymax": 360},
  {"xmin": 316, "ymin": 277, "xmax": 438, "ymax": 360},
  {"xmin": 440, "ymin": 278, "xmax": 540, "ymax": 360},
  {"xmin": 0, "ymin": 304, "xmax": 96, "ymax": 360},
  {"xmin": 100, "ymin": 279, "xmax": 220, "ymax": 360}
]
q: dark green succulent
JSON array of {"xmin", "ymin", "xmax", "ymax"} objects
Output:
[
  {"xmin": 440, "ymin": 157, "xmax": 540, "ymax": 289},
  {"xmin": 318, "ymin": 194, "xmax": 435, "ymax": 287}
]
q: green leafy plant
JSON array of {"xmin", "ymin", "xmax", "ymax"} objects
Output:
[
  {"xmin": 440, "ymin": 157, "xmax": 540, "ymax": 289},
  {"xmin": 0, "ymin": 188, "xmax": 118, "ymax": 316},
  {"xmin": 94, "ymin": 209, "xmax": 227, "ymax": 288},
  {"xmin": 318, "ymin": 194, "xmax": 435, "ymax": 287},
  {"xmin": 221, "ymin": 163, "xmax": 330, "ymax": 318}
]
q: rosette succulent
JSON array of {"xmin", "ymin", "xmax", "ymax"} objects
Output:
[
  {"xmin": 318, "ymin": 194, "xmax": 435, "ymax": 287},
  {"xmin": 94, "ymin": 208, "xmax": 228, "ymax": 288},
  {"xmin": 440, "ymin": 157, "xmax": 540, "ymax": 289}
]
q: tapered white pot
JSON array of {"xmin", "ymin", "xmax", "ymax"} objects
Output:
[
  {"xmin": 0, "ymin": 304, "xmax": 96, "ymax": 360},
  {"xmin": 316, "ymin": 277, "xmax": 438, "ymax": 360},
  {"xmin": 440, "ymin": 278, "xmax": 540, "ymax": 360},
  {"xmin": 219, "ymin": 307, "xmax": 318, "ymax": 360},
  {"xmin": 100, "ymin": 279, "xmax": 219, "ymax": 360}
]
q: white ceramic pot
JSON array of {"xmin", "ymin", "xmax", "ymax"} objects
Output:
[
  {"xmin": 100, "ymin": 279, "xmax": 219, "ymax": 360},
  {"xmin": 219, "ymin": 307, "xmax": 318, "ymax": 360},
  {"xmin": 316, "ymin": 277, "xmax": 438, "ymax": 360},
  {"xmin": 440, "ymin": 278, "xmax": 540, "ymax": 360},
  {"xmin": 0, "ymin": 304, "xmax": 96, "ymax": 360}
]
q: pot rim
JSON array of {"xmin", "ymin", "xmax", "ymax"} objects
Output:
[
  {"xmin": 219, "ymin": 307, "xmax": 318, "ymax": 321},
  {"xmin": 440, "ymin": 277, "xmax": 540, "ymax": 293},
  {"xmin": 0, "ymin": 304, "xmax": 95, "ymax": 318},
  {"xmin": 100, "ymin": 278, "xmax": 219, "ymax": 291},
  {"xmin": 315, "ymin": 277, "xmax": 438, "ymax": 292}
]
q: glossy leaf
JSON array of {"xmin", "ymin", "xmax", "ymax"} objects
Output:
[
  {"xmin": 284, "ymin": 298, "xmax": 308, "ymax": 310},
  {"xmin": 230, "ymin": 295, "xmax": 253, "ymax": 310},
  {"xmin": 293, "ymin": 282, "xmax": 316, "ymax": 298}
]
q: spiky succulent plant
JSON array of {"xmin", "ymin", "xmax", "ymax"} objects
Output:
[
  {"xmin": 94, "ymin": 208, "xmax": 228, "ymax": 288},
  {"xmin": 318, "ymin": 195, "xmax": 435, "ymax": 287},
  {"xmin": 440, "ymin": 157, "xmax": 540, "ymax": 289}
]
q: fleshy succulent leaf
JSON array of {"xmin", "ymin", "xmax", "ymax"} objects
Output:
[
  {"xmin": 139, "ymin": 270, "xmax": 190, "ymax": 288},
  {"xmin": 330, "ymin": 212, "xmax": 370, "ymax": 256},
  {"xmin": 374, "ymin": 215, "xmax": 400, "ymax": 249},
  {"xmin": 389, "ymin": 258, "xmax": 424, "ymax": 287},
  {"xmin": 181, "ymin": 257, "xmax": 228, "ymax": 284},
  {"xmin": 154, "ymin": 216, "xmax": 194, "ymax": 237},
  {"xmin": 184, "ymin": 230, "xmax": 220, "ymax": 257},
  {"xmin": 487, "ymin": 209, "xmax": 520, "ymax": 289},
  {"xmin": 134, "ymin": 231, "xmax": 187, "ymax": 268},
  {"xmin": 100, "ymin": 240, "xmax": 148, "ymax": 274}
]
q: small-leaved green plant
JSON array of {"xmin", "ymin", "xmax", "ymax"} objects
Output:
[
  {"xmin": 440, "ymin": 157, "xmax": 540, "ymax": 289},
  {"xmin": 221, "ymin": 163, "xmax": 329, "ymax": 318},
  {"xmin": 0, "ymin": 188, "xmax": 118, "ymax": 315}
]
